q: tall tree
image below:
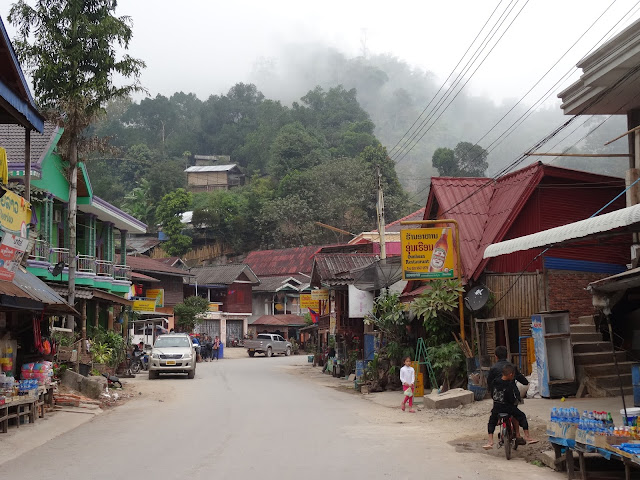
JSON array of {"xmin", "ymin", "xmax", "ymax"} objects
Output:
[
  {"xmin": 10, "ymin": 0, "xmax": 145, "ymax": 322},
  {"xmin": 432, "ymin": 142, "xmax": 489, "ymax": 177},
  {"xmin": 156, "ymin": 189, "xmax": 192, "ymax": 256}
]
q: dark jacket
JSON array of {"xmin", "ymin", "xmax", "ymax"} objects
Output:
[
  {"xmin": 487, "ymin": 360, "xmax": 528, "ymax": 396},
  {"xmin": 492, "ymin": 377, "xmax": 520, "ymax": 406}
]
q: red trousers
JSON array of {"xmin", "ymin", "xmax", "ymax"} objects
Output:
[{"xmin": 402, "ymin": 385, "xmax": 414, "ymax": 407}]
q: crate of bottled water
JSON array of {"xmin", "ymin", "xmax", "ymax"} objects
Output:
[{"xmin": 547, "ymin": 407, "xmax": 580, "ymax": 439}]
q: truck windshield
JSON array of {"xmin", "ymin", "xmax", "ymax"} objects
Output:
[
  {"xmin": 257, "ymin": 334, "xmax": 272, "ymax": 340},
  {"xmin": 154, "ymin": 337, "xmax": 191, "ymax": 348}
]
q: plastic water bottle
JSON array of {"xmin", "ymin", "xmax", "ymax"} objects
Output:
[{"xmin": 551, "ymin": 408, "xmax": 558, "ymax": 422}]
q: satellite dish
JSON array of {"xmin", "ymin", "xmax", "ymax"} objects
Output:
[{"xmin": 465, "ymin": 285, "xmax": 489, "ymax": 312}]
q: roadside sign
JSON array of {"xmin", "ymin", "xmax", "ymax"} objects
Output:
[
  {"xmin": 401, "ymin": 227, "xmax": 456, "ymax": 280},
  {"xmin": 299, "ymin": 294, "xmax": 320, "ymax": 310},
  {"xmin": 311, "ymin": 289, "xmax": 329, "ymax": 300}
]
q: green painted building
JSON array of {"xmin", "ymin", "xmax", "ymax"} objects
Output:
[{"xmin": 1, "ymin": 122, "xmax": 147, "ymax": 300}]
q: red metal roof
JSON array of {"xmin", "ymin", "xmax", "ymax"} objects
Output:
[
  {"xmin": 380, "ymin": 207, "xmax": 426, "ymax": 233},
  {"xmin": 244, "ymin": 246, "xmax": 320, "ymax": 276},
  {"xmin": 423, "ymin": 162, "xmax": 625, "ymax": 282}
]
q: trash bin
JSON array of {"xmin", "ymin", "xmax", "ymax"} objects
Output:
[
  {"xmin": 79, "ymin": 363, "xmax": 91, "ymax": 377},
  {"xmin": 218, "ymin": 343, "xmax": 224, "ymax": 359}
]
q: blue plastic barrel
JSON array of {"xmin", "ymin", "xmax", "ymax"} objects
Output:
[{"xmin": 219, "ymin": 343, "xmax": 224, "ymax": 359}]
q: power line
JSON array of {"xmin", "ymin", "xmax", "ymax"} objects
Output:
[
  {"xmin": 406, "ymin": 3, "xmax": 640, "ymax": 205},
  {"xmin": 387, "ymin": 1, "xmax": 507, "ymax": 157},
  {"xmin": 393, "ymin": 0, "xmax": 528, "ymax": 164}
]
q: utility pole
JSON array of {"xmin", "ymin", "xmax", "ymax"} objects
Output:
[{"xmin": 376, "ymin": 165, "xmax": 386, "ymax": 260}]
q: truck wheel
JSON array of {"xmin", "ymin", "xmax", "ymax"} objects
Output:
[
  {"xmin": 248, "ymin": 351, "xmax": 255, "ymax": 357},
  {"xmin": 266, "ymin": 347, "xmax": 272, "ymax": 357},
  {"xmin": 285, "ymin": 347, "xmax": 291, "ymax": 356}
]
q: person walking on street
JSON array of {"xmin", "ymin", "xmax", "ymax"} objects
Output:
[
  {"xmin": 213, "ymin": 336, "xmax": 221, "ymax": 361},
  {"xmin": 400, "ymin": 356, "xmax": 415, "ymax": 413}
]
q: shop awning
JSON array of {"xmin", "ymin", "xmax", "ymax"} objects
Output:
[
  {"xmin": 0, "ymin": 268, "xmax": 77, "ymax": 314},
  {"xmin": 483, "ymin": 203, "xmax": 640, "ymax": 259},
  {"xmin": 48, "ymin": 285, "xmax": 133, "ymax": 306}
]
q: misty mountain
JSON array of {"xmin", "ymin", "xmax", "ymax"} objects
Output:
[{"xmin": 249, "ymin": 45, "xmax": 627, "ymax": 202}]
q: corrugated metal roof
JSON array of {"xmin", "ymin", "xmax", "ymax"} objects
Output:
[
  {"xmin": 190, "ymin": 264, "xmax": 260, "ymax": 286},
  {"xmin": 425, "ymin": 162, "xmax": 625, "ymax": 282},
  {"xmin": 127, "ymin": 255, "xmax": 193, "ymax": 277},
  {"xmin": 250, "ymin": 314, "xmax": 306, "ymax": 326},
  {"xmin": 126, "ymin": 236, "xmax": 161, "ymax": 255},
  {"xmin": 131, "ymin": 271, "xmax": 161, "ymax": 283},
  {"xmin": 252, "ymin": 274, "xmax": 310, "ymax": 292},
  {"xmin": 383, "ymin": 207, "xmax": 426, "ymax": 233},
  {"xmin": 484, "ymin": 202, "xmax": 640, "ymax": 260},
  {"xmin": 312, "ymin": 253, "xmax": 379, "ymax": 286},
  {"xmin": 245, "ymin": 246, "xmax": 320, "ymax": 276},
  {"xmin": 1, "ymin": 269, "xmax": 76, "ymax": 312},
  {"xmin": 184, "ymin": 164, "xmax": 238, "ymax": 173}
]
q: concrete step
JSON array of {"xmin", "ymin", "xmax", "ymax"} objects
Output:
[
  {"xmin": 582, "ymin": 361, "xmax": 636, "ymax": 377},
  {"xmin": 570, "ymin": 324, "xmax": 597, "ymax": 334},
  {"xmin": 572, "ymin": 341, "xmax": 614, "ymax": 354},
  {"xmin": 578, "ymin": 315, "xmax": 596, "ymax": 325},
  {"xmin": 589, "ymin": 373, "xmax": 633, "ymax": 389},
  {"xmin": 571, "ymin": 332, "xmax": 603, "ymax": 343},
  {"xmin": 574, "ymin": 351, "xmax": 627, "ymax": 365}
]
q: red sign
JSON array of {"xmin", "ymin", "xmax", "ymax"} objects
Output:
[{"xmin": 0, "ymin": 234, "xmax": 27, "ymax": 282}]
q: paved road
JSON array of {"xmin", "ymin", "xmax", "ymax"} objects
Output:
[{"xmin": 1, "ymin": 355, "xmax": 558, "ymax": 480}]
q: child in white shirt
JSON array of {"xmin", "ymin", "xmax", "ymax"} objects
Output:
[{"xmin": 399, "ymin": 356, "xmax": 416, "ymax": 413}]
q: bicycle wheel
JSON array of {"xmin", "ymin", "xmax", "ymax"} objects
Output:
[{"xmin": 503, "ymin": 423, "xmax": 512, "ymax": 460}]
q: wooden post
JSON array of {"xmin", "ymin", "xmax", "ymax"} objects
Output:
[
  {"xmin": 94, "ymin": 301, "xmax": 99, "ymax": 328},
  {"xmin": 107, "ymin": 306, "xmax": 114, "ymax": 331},
  {"xmin": 81, "ymin": 299, "xmax": 87, "ymax": 353},
  {"xmin": 24, "ymin": 129, "xmax": 30, "ymax": 202}
]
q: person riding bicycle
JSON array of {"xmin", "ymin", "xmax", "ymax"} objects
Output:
[{"xmin": 484, "ymin": 364, "xmax": 537, "ymax": 450}]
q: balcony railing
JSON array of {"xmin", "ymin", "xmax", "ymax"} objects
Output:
[
  {"xmin": 95, "ymin": 259, "xmax": 113, "ymax": 277},
  {"xmin": 77, "ymin": 255, "xmax": 96, "ymax": 274},
  {"xmin": 29, "ymin": 239, "xmax": 49, "ymax": 262},
  {"xmin": 113, "ymin": 264, "xmax": 131, "ymax": 281},
  {"xmin": 50, "ymin": 248, "xmax": 69, "ymax": 266}
]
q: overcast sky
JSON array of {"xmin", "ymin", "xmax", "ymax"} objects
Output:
[{"xmin": 1, "ymin": 1, "xmax": 639, "ymax": 105}]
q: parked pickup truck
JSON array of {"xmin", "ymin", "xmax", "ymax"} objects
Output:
[{"xmin": 245, "ymin": 333, "xmax": 292, "ymax": 357}]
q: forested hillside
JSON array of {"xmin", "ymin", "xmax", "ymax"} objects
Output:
[
  {"xmin": 87, "ymin": 84, "xmax": 407, "ymax": 253},
  {"xmin": 88, "ymin": 48, "xmax": 627, "ymax": 256}
]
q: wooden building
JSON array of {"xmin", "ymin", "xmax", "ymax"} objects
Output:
[
  {"xmin": 186, "ymin": 264, "xmax": 259, "ymax": 346},
  {"xmin": 184, "ymin": 164, "xmax": 244, "ymax": 192}
]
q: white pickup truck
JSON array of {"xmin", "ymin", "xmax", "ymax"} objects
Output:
[{"xmin": 245, "ymin": 333, "xmax": 292, "ymax": 357}]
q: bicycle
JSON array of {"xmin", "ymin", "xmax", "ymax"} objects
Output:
[{"xmin": 497, "ymin": 413, "xmax": 521, "ymax": 460}]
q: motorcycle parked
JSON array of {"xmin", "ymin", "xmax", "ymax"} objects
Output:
[{"xmin": 130, "ymin": 350, "xmax": 149, "ymax": 374}]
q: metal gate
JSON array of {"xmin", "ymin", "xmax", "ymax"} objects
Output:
[
  {"xmin": 197, "ymin": 319, "xmax": 220, "ymax": 338},
  {"xmin": 226, "ymin": 320, "xmax": 243, "ymax": 346}
]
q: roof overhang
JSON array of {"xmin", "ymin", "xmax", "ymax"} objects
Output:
[
  {"xmin": 483, "ymin": 203, "xmax": 640, "ymax": 259},
  {"xmin": 78, "ymin": 196, "xmax": 146, "ymax": 234},
  {"xmin": 588, "ymin": 266, "xmax": 640, "ymax": 293},
  {"xmin": 558, "ymin": 18, "xmax": 640, "ymax": 115}
]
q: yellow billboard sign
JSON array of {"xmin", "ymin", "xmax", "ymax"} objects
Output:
[
  {"xmin": 208, "ymin": 303, "xmax": 220, "ymax": 312},
  {"xmin": 299, "ymin": 294, "xmax": 320, "ymax": 310},
  {"xmin": 146, "ymin": 289, "xmax": 164, "ymax": 307},
  {"xmin": 401, "ymin": 228, "xmax": 456, "ymax": 280},
  {"xmin": 133, "ymin": 299, "xmax": 156, "ymax": 312},
  {"xmin": 311, "ymin": 289, "xmax": 329, "ymax": 301},
  {"xmin": 0, "ymin": 187, "xmax": 31, "ymax": 236}
]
